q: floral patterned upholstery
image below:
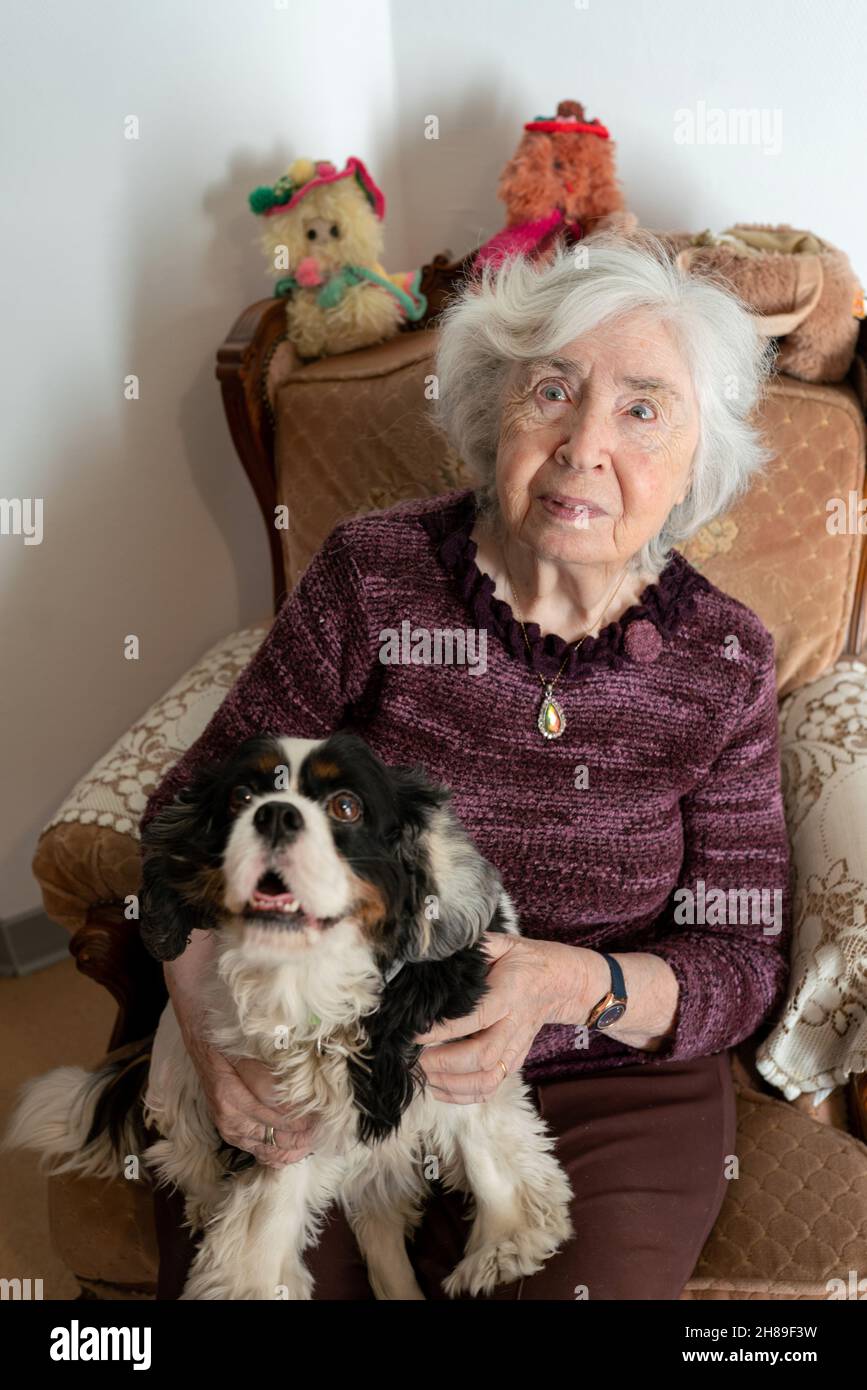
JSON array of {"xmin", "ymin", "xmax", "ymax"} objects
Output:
[{"xmin": 757, "ymin": 658, "xmax": 867, "ymax": 1099}]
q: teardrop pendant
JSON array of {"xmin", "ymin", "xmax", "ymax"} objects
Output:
[{"xmin": 537, "ymin": 685, "xmax": 566, "ymax": 740}]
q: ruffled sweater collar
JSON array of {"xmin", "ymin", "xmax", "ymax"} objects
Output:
[{"xmin": 419, "ymin": 488, "xmax": 711, "ymax": 681}]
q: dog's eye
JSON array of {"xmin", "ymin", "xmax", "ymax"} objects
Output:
[
  {"xmin": 229, "ymin": 785, "xmax": 254, "ymax": 814},
  {"xmin": 327, "ymin": 790, "xmax": 362, "ymax": 823}
]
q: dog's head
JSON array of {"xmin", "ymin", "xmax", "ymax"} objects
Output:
[{"xmin": 140, "ymin": 731, "xmax": 503, "ymax": 972}]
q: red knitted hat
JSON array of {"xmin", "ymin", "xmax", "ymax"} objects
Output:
[{"xmin": 525, "ymin": 98, "xmax": 610, "ymax": 139}]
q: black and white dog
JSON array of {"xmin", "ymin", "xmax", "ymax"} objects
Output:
[{"xmin": 6, "ymin": 732, "xmax": 572, "ymax": 1299}]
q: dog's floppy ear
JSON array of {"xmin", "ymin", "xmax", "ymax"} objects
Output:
[
  {"xmin": 139, "ymin": 763, "xmax": 225, "ymax": 961},
  {"xmin": 389, "ymin": 765, "xmax": 504, "ymax": 963}
]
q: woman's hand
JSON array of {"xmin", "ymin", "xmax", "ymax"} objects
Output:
[
  {"xmin": 414, "ymin": 933, "xmax": 597, "ymax": 1104},
  {"xmin": 187, "ymin": 1034, "xmax": 318, "ymax": 1169},
  {"xmin": 164, "ymin": 927, "xmax": 316, "ymax": 1169}
]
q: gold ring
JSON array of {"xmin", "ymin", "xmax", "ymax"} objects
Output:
[
  {"xmin": 497, "ymin": 1059, "xmax": 508, "ymax": 1082},
  {"xmin": 264, "ymin": 1124, "xmax": 277, "ymax": 1147}
]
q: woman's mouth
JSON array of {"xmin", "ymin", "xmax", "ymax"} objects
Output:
[{"xmin": 538, "ymin": 494, "xmax": 607, "ymax": 524}]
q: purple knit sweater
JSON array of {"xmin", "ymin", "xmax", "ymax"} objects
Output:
[{"xmin": 141, "ymin": 488, "xmax": 792, "ymax": 1081}]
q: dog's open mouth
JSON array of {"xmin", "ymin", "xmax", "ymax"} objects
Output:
[
  {"xmin": 243, "ymin": 869, "xmax": 337, "ymax": 933},
  {"xmin": 249, "ymin": 869, "xmax": 301, "ymax": 916}
]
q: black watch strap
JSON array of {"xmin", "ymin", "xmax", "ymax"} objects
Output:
[
  {"xmin": 601, "ymin": 951, "xmax": 626, "ymax": 1000},
  {"xmin": 586, "ymin": 951, "xmax": 628, "ymax": 1031}
]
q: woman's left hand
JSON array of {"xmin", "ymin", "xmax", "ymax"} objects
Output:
[{"xmin": 414, "ymin": 933, "xmax": 597, "ymax": 1104}]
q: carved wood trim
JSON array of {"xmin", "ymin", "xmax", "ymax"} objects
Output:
[
  {"xmin": 70, "ymin": 906, "xmax": 166, "ymax": 1053},
  {"xmin": 846, "ymin": 512, "xmax": 867, "ymax": 658},
  {"xmin": 410, "ymin": 249, "xmax": 478, "ymax": 330},
  {"xmin": 216, "ymin": 297, "xmax": 291, "ymax": 611},
  {"xmin": 852, "ymin": 1074, "xmax": 867, "ymax": 1144},
  {"xmin": 843, "ymin": 318, "xmax": 867, "ymax": 658}
]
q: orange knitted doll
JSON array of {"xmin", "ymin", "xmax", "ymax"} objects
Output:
[{"xmin": 474, "ymin": 99, "xmax": 632, "ymax": 273}]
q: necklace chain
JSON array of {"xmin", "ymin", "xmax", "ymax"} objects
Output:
[
  {"xmin": 505, "ymin": 561, "xmax": 630, "ymax": 695},
  {"xmin": 503, "ymin": 555, "xmax": 630, "ymax": 740}
]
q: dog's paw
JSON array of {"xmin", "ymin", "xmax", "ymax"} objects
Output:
[
  {"xmin": 441, "ymin": 1238, "xmax": 534, "ymax": 1298},
  {"xmin": 442, "ymin": 1224, "xmax": 567, "ymax": 1299}
]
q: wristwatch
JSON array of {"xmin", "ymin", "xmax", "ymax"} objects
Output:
[{"xmin": 585, "ymin": 952, "xmax": 628, "ymax": 1031}]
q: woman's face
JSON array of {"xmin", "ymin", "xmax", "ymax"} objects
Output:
[{"xmin": 494, "ymin": 310, "xmax": 700, "ymax": 568}]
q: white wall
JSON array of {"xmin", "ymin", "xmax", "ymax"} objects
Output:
[
  {"xmin": 0, "ymin": 0, "xmax": 399, "ymax": 914},
  {"xmin": 2, "ymin": 0, "xmax": 865, "ymax": 916},
  {"xmin": 387, "ymin": 0, "xmax": 867, "ymax": 278}
]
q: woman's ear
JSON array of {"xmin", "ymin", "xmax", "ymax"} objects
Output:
[
  {"xmin": 139, "ymin": 764, "xmax": 224, "ymax": 961},
  {"xmin": 389, "ymin": 766, "xmax": 504, "ymax": 963}
]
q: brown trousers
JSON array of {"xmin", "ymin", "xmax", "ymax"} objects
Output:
[{"xmin": 153, "ymin": 1049, "xmax": 736, "ymax": 1301}]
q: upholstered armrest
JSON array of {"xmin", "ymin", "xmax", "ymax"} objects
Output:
[
  {"xmin": 31, "ymin": 626, "xmax": 268, "ymax": 1047},
  {"xmin": 756, "ymin": 659, "xmax": 867, "ymax": 1126}
]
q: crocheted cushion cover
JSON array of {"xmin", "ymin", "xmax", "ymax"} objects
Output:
[
  {"xmin": 270, "ymin": 331, "xmax": 865, "ymax": 699},
  {"xmin": 31, "ymin": 626, "xmax": 269, "ymax": 932},
  {"xmin": 756, "ymin": 659, "xmax": 867, "ymax": 1099}
]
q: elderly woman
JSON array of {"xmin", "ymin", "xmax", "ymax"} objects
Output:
[{"xmin": 142, "ymin": 232, "xmax": 791, "ymax": 1300}]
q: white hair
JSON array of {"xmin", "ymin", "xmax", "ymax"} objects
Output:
[{"xmin": 431, "ymin": 230, "xmax": 775, "ymax": 576}]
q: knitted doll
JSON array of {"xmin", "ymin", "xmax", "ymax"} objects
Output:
[
  {"xmin": 249, "ymin": 157, "xmax": 426, "ymax": 358},
  {"xmin": 474, "ymin": 99, "xmax": 633, "ymax": 274}
]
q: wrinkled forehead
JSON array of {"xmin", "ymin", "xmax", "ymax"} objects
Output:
[
  {"xmin": 514, "ymin": 312, "xmax": 696, "ymax": 404},
  {"xmin": 222, "ymin": 733, "xmax": 390, "ymax": 803}
]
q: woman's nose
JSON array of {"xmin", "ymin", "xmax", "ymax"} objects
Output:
[{"xmin": 556, "ymin": 402, "xmax": 613, "ymax": 470}]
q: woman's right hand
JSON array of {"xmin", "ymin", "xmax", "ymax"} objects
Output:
[
  {"xmin": 163, "ymin": 928, "xmax": 316, "ymax": 1169},
  {"xmin": 188, "ymin": 1034, "xmax": 317, "ymax": 1170}
]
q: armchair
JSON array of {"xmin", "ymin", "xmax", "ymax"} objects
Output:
[{"xmin": 29, "ymin": 247, "xmax": 867, "ymax": 1299}]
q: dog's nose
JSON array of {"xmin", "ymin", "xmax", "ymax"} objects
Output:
[{"xmin": 253, "ymin": 800, "xmax": 304, "ymax": 846}]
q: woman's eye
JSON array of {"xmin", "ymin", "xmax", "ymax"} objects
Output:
[
  {"xmin": 229, "ymin": 785, "xmax": 254, "ymax": 813},
  {"xmin": 538, "ymin": 382, "xmax": 568, "ymax": 404},
  {"xmin": 627, "ymin": 401, "xmax": 657, "ymax": 421},
  {"xmin": 327, "ymin": 791, "xmax": 362, "ymax": 823}
]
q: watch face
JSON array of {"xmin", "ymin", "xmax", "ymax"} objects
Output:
[{"xmin": 596, "ymin": 1003, "xmax": 626, "ymax": 1029}]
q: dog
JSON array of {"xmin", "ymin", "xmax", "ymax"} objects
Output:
[{"xmin": 6, "ymin": 731, "xmax": 572, "ymax": 1299}]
